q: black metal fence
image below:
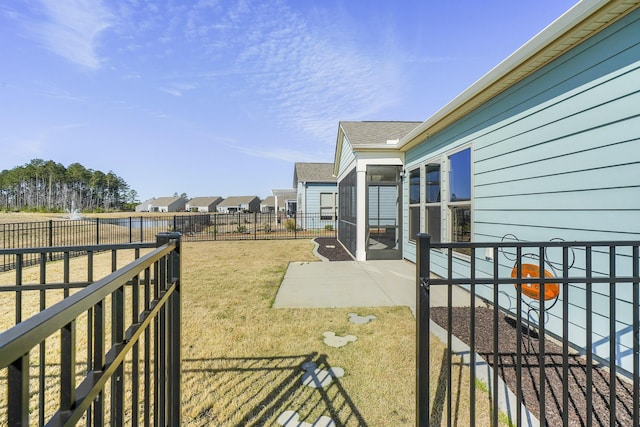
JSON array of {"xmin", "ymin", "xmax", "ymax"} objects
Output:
[
  {"xmin": 0, "ymin": 232, "xmax": 182, "ymax": 425},
  {"xmin": 0, "ymin": 212, "xmax": 336, "ymax": 272},
  {"xmin": 416, "ymin": 233, "xmax": 640, "ymax": 427}
]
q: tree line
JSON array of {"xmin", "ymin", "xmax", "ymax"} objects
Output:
[{"xmin": 0, "ymin": 159, "xmax": 138, "ymax": 212}]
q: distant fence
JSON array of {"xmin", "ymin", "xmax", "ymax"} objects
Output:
[
  {"xmin": 0, "ymin": 233, "xmax": 181, "ymax": 425},
  {"xmin": 0, "ymin": 212, "xmax": 336, "ymax": 272}
]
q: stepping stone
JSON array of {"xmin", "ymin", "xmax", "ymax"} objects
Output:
[
  {"xmin": 322, "ymin": 331, "xmax": 357, "ymax": 348},
  {"xmin": 277, "ymin": 410, "xmax": 335, "ymax": 427},
  {"xmin": 348, "ymin": 312, "xmax": 377, "ymax": 324},
  {"xmin": 300, "ymin": 362, "xmax": 344, "ymax": 388}
]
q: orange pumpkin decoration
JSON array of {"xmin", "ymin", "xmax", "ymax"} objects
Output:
[{"xmin": 511, "ymin": 263, "xmax": 560, "ymax": 301}]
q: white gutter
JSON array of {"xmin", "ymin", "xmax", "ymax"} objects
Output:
[{"xmin": 398, "ymin": 0, "xmax": 609, "ymax": 149}]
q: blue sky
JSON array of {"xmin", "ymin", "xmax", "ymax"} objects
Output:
[{"xmin": 1, "ymin": 0, "xmax": 578, "ymax": 202}]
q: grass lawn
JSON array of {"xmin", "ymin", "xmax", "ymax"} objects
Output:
[
  {"xmin": 0, "ymin": 213, "xmax": 505, "ymax": 425},
  {"xmin": 179, "ymin": 240, "xmax": 503, "ymax": 426},
  {"xmin": 179, "ymin": 239, "xmax": 414, "ymax": 426}
]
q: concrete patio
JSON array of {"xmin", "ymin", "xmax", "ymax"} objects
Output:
[{"xmin": 273, "ymin": 259, "xmax": 486, "ymax": 316}]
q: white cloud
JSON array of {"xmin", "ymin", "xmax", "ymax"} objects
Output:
[
  {"xmin": 34, "ymin": 0, "xmax": 113, "ymax": 69},
  {"xmin": 233, "ymin": 145, "xmax": 326, "ymax": 164},
  {"xmin": 160, "ymin": 87, "xmax": 183, "ymax": 97},
  {"xmin": 220, "ymin": 1, "xmax": 404, "ymax": 144},
  {"xmin": 159, "ymin": 82, "xmax": 197, "ymax": 97}
]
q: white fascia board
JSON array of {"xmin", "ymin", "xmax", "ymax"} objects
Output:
[{"xmin": 398, "ymin": 0, "xmax": 608, "ymax": 149}]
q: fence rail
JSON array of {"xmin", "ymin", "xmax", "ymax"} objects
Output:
[
  {"xmin": 0, "ymin": 232, "xmax": 182, "ymax": 426},
  {"xmin": 416, "ymin": 233, "xmax": 640, "ymax": 427},
  {"xmin": 0, "ymin": 212, "xmax": 336, "ymax": 272}
]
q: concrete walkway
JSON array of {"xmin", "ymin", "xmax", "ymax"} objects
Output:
[
  {"xmin": 273, "ymin": 260, "xmax": 416, "ymax": 313},
  {"xmin": 273, "ymin": 259, "xmax": 483, "ymax": 316}
]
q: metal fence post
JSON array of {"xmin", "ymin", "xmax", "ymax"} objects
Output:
[
  {"xmin": 156, "ymin": 232, "xmax": 181, "ymax": 275},
  {"xmin": 156, "ymin": 232, "xmax": 181, "ymax": 424},
  {"xmin": 416, "ymin": 233, "xmax": 431, "ymax": 427},
  {"xmin": 48, "ymin": 220, "xmax": 53, "ymax": 260}
]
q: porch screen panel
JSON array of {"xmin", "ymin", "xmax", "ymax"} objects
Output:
[
  {"xmin": 338, "ymin": 169, "xmax": 357, "ymax": 256},
  {"xmin": 368, "ymin": 186, "xmax": 397, "ymax": 227}
]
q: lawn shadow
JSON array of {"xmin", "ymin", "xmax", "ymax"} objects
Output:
[{"xmin": 181, "ymin": 352, "xmax": 368, "ymax": 426}]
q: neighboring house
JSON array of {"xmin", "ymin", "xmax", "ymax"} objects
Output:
[
  {"xmin": 391, "ymin": 1, "xmax": 640, "ymax": 374},
  {"xmin": 185, "ymin": 196, "xmax": 223, "ymax": 213},
  {"xmin": 260, "ymin": 195, "xmax": 294, "ymax": 214},
  {"xmin": 217, "ymin": 196, "xmax": 261, "ymax": 213},
  {"xmin": 293, "ymin": 163, "xmax": 337, "ymax": 230},
  {"xmin": 269, "ymin": 189, "xmax": 297, "ymax": 214},
  {"xmin": 147, "ymin": 197, "xmax": 187, "ymax": 213},
  {"xmin": 135, "ymin": 198, "xmax": 155, "ymax": 212},
  {"xmin": 260, "ymin": 196, "xmax": 277, "ymax": 213},
  {"xmin": 333, "ymin": 121, "xmax": 420, "ymax": 261}
]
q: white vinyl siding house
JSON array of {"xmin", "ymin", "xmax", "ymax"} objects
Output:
[
  {"xmin": 135, "ymin": 198, "xmax": 155, "ymax": 212},
  {"xmin": 185, "ymin": 197, "xmax": 223, "ymax": 213},
  {"xmin": 216, "ymin": 196, "xmax": 261, "ymax": 213},
  {"xmin": 148, "ymin": 197, "xmax": 187, "ymax": 213},
  {"xmin": 398, "ymin": 1, "xmax": 640, "ymax": 374}
]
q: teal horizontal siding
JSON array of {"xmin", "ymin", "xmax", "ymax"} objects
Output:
[{"xmin": 404, "ymin": 9, "xmax": 640, "ymax": 373}]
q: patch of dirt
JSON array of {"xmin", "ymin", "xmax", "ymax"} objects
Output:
[
  {"xmin": 430, "ymin": 307, "xmax": 635, "ymax": 426},
  {"xmin": 313, "ymin": 238, "xmax": 353, "ymax": 261}
]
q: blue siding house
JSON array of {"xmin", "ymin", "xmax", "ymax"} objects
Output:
[
  {"xmin": 293, "ymin": 163, "xmax": 337, "ymax": 230},
  {"xmin": 396, "ymin": 0, "xmax": 640, "ymax": 374}
]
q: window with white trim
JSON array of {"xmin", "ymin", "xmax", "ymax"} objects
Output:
[
  {"xmin": 408, "ymin": 168, "xmax": 421, "ymax": 241},
  {"xmin": 448, "ymin": 148, "xmax": 471, "ymax": 255},
  {"xmin": 320, "ymin": 192, "xmax": 337, "ymax": 220},
  {"xmin": 409, "ymin": 146, "xmax": 472, "ymax": 252},
  {"xmin": 425, "ymin": 163, "xmax": 441, "ymax": 243}
]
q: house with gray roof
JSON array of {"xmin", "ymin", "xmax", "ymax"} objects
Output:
[
  {"xmin": 260, "ymin": 196, "xmax": 278, "ymax": 213},
  {"xmin": 270, "ymin": 189, "xmax": 297, "ymax": 215},
  {"xmin": 216, "ymin": 196, "xmax": 261, "ymax": 213},
  {"xmin": 333, "ymin": 121, "xmax": 420, "ymax": 261},
  {"xmin": 135, "ymin": 198, "xmax": 155, "ymax": 212},
  {"xmin": 293, "ymin": 163, "xmax": 337, "ymax": 230},
  {"xmin": 148, "ymin": 196, "xmax": 187, "ymax": 213},
  {"xmin": 261, "ymin": 189, "xmax": 297, "ymax": 214},
  {"xmin": 186, "ymin": 196, "xmax": 223, "ymax": 213}
]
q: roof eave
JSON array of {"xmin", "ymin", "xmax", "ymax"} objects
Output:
[
  {"xmin": 399, "ymin": 0, "xmax": 638, "ymax": 152},
  {"xmin": 333, "ymin": 124, "xmax": 346, "ymax": 177}
]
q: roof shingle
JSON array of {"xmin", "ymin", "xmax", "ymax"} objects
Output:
[{"xmin": 339, "ymin": 121, "xmax": 421, "ymax": 147}]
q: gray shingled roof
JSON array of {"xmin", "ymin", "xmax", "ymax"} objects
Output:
[
  {"xmin": 218, "ymin": 196, "xmax": 260, "ymax": 207},
  {"xmin": 293, "ymin": 163, "xmax": 336, "ymax": 185},
  {"xmin": 261, "ymin": 195, "xmax": 286, "ymax": 208},
  {"xmin": 187, "ymin": 196, "xmax": 222, "ymax": 206},
  {"xmin": 149, "ymin": 196, "xmax": 185, "ymax": 206},
  {"xmin": 339, "ymin": 121, "xmax": 421, "ymax": 147}
]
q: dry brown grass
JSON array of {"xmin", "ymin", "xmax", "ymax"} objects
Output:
[
  {"xmin": 0, "ymin": 224, "xmax": 506, "ymax": 425},
  {"xmin": 179, "ymin": 240, "xmax": 507, "ymax": 426},
  {"xmin": 178, "ymin": 240, "xmax": 414, "ymax": 426}
]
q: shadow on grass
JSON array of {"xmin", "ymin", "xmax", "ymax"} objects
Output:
[{"xmin": 181, "ymin": 352, "xmax": 368, "ymax": 426}]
